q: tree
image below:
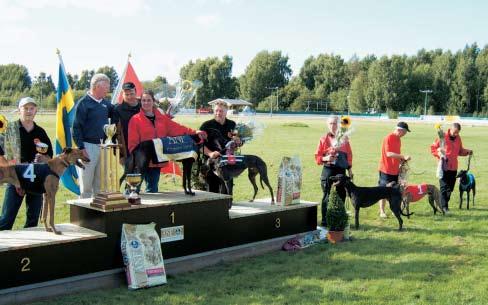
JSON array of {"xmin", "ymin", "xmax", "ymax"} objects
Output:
[
  {"xmin": 450, "ymin": 44, "xmax": 479, "ymax": 113},
  {"xmin": 329, "ymin": 88, "xmax": 349, "ymax": 112},
  {"xmin": 76, "ymin": 70, "xmax": 94, "ymax": 90},
  {"xmin": 30, "ymin": 72, "xmax": 56, "ymax": 106},
  {"xmin": 475, "ymin": 45, "xmax": 488, "ymax": 112},
  {"xmin": 239, "ymin": 50, "xmax": 292, "ymax": 105},
  {"xmin": 365, "ymin": 55, "xmax": 408, "ymax": 112},
  {"xmin": 298, "ymin": 53, "xmax": 348, "ymax": 94},
  {"xmin": 0, "ymin": 64, "xmax": 31, "ymax": 92},
  {"xmin": 431, "ymin": 51, "xmax": 454, "ymax": 113},
  {"xmin": 180, "ymin": 55, "xmax": 238, "ymax": 108},
  {"xmin": 349, "ymin": 72, "xmax": 368, "ymax": 112},
  {"xmin": 96, "ymin": 66, "xmax": 118, "ymax": 91},
  {"xmin": 66, "ymin": 73, "xmax": 78, "ymax": 89}
]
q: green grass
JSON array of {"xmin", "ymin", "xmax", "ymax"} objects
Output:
[{"xmin": 3, "ymin": 114, "xmax": 487, "ymax": 305}]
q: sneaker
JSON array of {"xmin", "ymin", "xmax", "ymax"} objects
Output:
[{"xmin": 380, "ymin": 212, "xmax": 388, "ymax": 218}]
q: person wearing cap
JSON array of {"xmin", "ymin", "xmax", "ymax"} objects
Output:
[
  {"xmin": 73, "ymin": 74, "xmax": 116, "ymax": 199},
  {"xmin": 199, "ymin": 100, "xmax": 241, "ymax": 194},
  {"xmin": 430, "ymin": 122, "xmax": 472, "ymax": 213},
  {"xmin": 114, "ymin": 82, "xmax": 141, "ymax": 161},
  {"xmin": 0, "ymin": 97, "xmax": 53, "ymax": 230},
  {"xmin": 314, "ymin": 115, "xmax": 353, "ymax": 228},
  {"xmin": 378, "ymin": 121, "xmax": 411, "ymax": 218}
]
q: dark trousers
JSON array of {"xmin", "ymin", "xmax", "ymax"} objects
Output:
[
  {"xmin": 320, "ymin": 167, "xmax": 346, "ymax": 227},
  {"xmin": 439, "ymin": 170, "xmax": 457, "ymax": 210},
  {"xmin": 0, "ymin": 184, "xmax": 43, "ymax": 230}
]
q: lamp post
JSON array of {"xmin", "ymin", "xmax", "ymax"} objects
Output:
[
  {"xmin": 266, "ymin": 86, "xmax": 278, "ymax": 117},
  {"xmin": 420, "ymin": 89, "xmax": 433, "ymax": 116}
]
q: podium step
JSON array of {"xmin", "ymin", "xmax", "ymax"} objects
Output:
[{"xmin": 0, "ymin": 224, "xmax": 106, "ymax": 252}]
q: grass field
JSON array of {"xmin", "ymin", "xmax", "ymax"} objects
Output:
[{"xmin": 2, "ymin": 114, "xmax": 487, "ymax": 305}]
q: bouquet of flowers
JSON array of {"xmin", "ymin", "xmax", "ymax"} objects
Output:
[
  {"xmin": 0, "ymin": 114, "xmax": 7, "ymax": 133},
  {"xmin": 334, "ymin": 115, "xmax": 352, "ymax": 148},
  {"xmin": 234, "ymin": 119, "xmax": 264, "ymax": 143},
  {"xmin": 435, "ymin": 123, "xmax": 446, "ymax": 178}
]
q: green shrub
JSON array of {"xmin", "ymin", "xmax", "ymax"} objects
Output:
[
  {"xmin": 281, "ymin": 122, "xmax": 309, "ymax": 127},
  {"xmin": 326, "ymin": 189, "xmax": 348, "ymax": 231}
]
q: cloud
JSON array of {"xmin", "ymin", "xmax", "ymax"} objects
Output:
[{"xmin": 195, "ymin": 14, "xmax": 220, "ymax": 27}]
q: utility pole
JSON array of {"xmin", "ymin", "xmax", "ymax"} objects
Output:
[
  {"xmin": 266, "ymin": 86, "xmax": 278, "ymax": 117},
  {"xmin": 420, "ymin": 89, "xmax": 433, "ymax": 116}
]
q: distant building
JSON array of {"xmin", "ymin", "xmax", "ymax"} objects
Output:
[{"xmin": 208, "ymin": 98, "xmax": 253, "ymax": 114}]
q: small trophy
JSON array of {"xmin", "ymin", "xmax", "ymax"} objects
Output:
[
  {"xmin": 34, "ymin": 140, "xmax": 49, "ymax": 163},
  {"xmin": 126, "ymin": 173, "xmax": 142, "ymax": 205},
  {"xmin": 103, "ymin": 121, "xmax": 117, "ymax": 145}
]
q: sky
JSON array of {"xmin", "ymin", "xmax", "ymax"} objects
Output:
[{"xmin": 0, "ymin": 0, "xmax": 487, "ymax": 84}]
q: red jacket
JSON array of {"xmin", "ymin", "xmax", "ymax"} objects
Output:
[
  {"xmin": 314, "ymin": 133, "xmax": 353, "ymax": 167},
  {"xmin": 128, "ymin": 108, "xmax": 196, "ymax": 153},
  {"xmin": 430, "ymin": 129, "xmax": 470, "ymax": 171}
]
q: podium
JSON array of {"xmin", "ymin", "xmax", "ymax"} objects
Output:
[{"xmin": 1, "ymin": 191, "xmax": 317, "ymax": 302}]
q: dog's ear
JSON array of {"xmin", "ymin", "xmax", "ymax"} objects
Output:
[{"xmin": 63, "ymin": 147, "xmax": 72, "ymax": 154}]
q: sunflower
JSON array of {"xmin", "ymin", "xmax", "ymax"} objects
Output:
[
  {"xmin": 0, "ymin": 114, "xmax": 7, "ymax": 133},
  {"xmin": 340, "ymin": 115, "xmax": 351, "ymax": 129}
]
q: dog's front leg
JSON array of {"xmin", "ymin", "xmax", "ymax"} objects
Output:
[
  {"xmin": 41, "ymin": 194, "xmax": 49, "ymax": 230},
  {"xmin": 459, "ymin": 190, "xmax": 464, "ymax": 209},
  {"xmin": 354, "ymin": 208, "xmax": 360, "ymax": 230},
  {"xmin": 466, "ymin": 190, "xmax": 470, "ymax": 210}
]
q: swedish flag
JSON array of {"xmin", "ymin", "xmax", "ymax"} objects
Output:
[{"xmin": 56, "ymin": 51, "xmax": 80, "ymax": 195}]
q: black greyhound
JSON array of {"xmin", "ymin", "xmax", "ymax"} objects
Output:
[
  {"xmin": 457, "ymin": 170, "xmax": 476, "ymax": 210},
  {"xmin": 202, "ymin": 155, "xmax": 274, "ymax": 203},
  {"xmin": 330, "ymin": 174, "xmax": 412, "ymax": 231},
  {"xmin": 120, "ymin": 134, "xmax": 203, "ymax": 195},
  {"xmin": 200, "ymin": 128, "xmax": 274, "ymax": 203}
]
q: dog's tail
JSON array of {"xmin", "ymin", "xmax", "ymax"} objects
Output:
[{"xmin": 400, "ymin": 210, "xmax": 414, "ymax": 217}]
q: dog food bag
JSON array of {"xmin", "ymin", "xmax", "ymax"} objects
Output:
[
  {"xmin": 121, "ymin": 223, "xmax": 167, "ymax": 289},
  {"xmin": 277, "ymin": 156, "xmax": 302, "ymax": 205}
]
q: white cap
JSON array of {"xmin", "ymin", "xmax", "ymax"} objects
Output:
[{"xmin": 18, "ymin": 97, "xmax": 37, "ymax": 109}]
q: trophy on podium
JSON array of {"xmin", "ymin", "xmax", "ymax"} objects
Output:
[
  {"xmin": 91, "ymin": 120, "xmax": 131, "ymax": 210},
  {"xmin": 126, "ymin": 173, "xmax": 142, "ymax": 204}
]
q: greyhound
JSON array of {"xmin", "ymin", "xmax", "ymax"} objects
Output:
[
  {"xmin": 397, "ymin": 160, "xmax": 443, "ymax": 216},
  {"xmin": 330, "ymin": 174, "xmax": 412, "ymax": 231},
  {"xmin": 120, "ymin": 134, "xmax": 203, "ymax": 195},
  {"xmin": 0, "ymin": 148, "xmax": 89, "ymax": 234}
]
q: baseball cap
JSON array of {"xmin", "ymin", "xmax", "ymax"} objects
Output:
[
  {"xmin": 18, "ymin": 97, "xmax": 37, "ymax": 109},
  {"xmin": 396, "ymin": 121, "xmax": 411, "ymax": 132},
  {"xmin": 122, "ymin": 82, "xmax": 136, "ymax": 90}
]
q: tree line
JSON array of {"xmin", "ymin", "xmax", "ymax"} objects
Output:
[{"xmin": 1, "ymin": 43, "xmax": 487, "ymax": 116}]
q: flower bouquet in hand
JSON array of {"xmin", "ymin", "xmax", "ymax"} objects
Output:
[
  {"xmin": 329, "ymin": 116, "xmax": 353, "ymax": 168},
  {"xmin": 435, "ymin": 123, "xmax": 446, "ymax": 178}
]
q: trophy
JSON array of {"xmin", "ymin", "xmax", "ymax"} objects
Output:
[
  {"xmin": 91, "ymin": 121, "xmax": 131, "ymax": 210},
  {"xmin": 126, "ymin": 173, "xmax": 142, "ymax": 205},
  {"xmin": 34, "ymin": 140, "xmax": 49, "ymax": 163}
]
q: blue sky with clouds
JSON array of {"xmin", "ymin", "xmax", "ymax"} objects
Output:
[{"xmin": 0, "ymin": 0, "xmax": 486, "ymax": 84}]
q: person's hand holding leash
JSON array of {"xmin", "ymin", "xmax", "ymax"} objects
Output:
[
  {"xmin": 196, "ymin": 130, "xmax": 207, "ymax": 141},
  {"xmin": 209, "ymin": 151, "xmax": 221, "ymax": 159}
]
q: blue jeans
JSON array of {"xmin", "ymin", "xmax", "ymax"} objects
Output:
[
  {"xmin": 144, "ymin": 167, "xmax": 161, "ymax": 193},
  {"xmin": 0, "ymin": 184, "xmax": 43, "ymax": 230}
]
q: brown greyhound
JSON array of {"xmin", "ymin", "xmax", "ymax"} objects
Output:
[{"xmin": 0, "ymin": 148, "xmax": 89, "ymax": 234}]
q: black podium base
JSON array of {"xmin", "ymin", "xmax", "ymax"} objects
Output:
[{"xmin": 1, "ymin": 191, "xmax": 317, "ymax": 293}]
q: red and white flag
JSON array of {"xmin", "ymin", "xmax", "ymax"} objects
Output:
[{"xmin": 112, "ymin": 58, "xmax": 143, "ymax": 104}]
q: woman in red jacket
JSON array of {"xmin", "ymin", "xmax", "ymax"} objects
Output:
[
  {"xmin": 314, "ymin": 116, "xmax": 353, "ymax": 228},
  {"xmin": 430, "ymin": 122, "xmax": 472, "ymax": 213},
  {"xmin": 128, "ymin": 90, "xmax": 203, "ymax": 192}
]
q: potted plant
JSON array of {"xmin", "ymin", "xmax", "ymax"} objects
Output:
[{"xmin": 326, "ymin": 189, "xmax": 348, "ymax": 243}]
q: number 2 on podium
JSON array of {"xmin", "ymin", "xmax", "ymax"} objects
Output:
[{"xmin": 21, "ymin": 257, "xmax": 31, "ymax": 272}]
